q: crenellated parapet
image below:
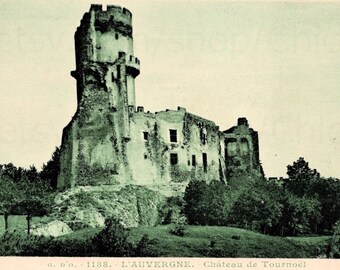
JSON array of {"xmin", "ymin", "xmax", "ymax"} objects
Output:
[{"xmin": 78, "ymin": 5, "xmax": 133, "ymax": 37}]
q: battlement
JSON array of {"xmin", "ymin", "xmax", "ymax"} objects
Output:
[
  {"xmin": 90, "ymin": 4, "xmax": 132, "ymax": 18},
  {"xmin": 77, "ymin": 4, "xmax": 133, "ymax": 38},
  {"xmin": 88, "ymin": 4, "xmax": 132, "ymax": 26}
]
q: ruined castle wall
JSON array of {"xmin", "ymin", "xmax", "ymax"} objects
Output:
[
  {"xmin": 127, "ymin": 112, "xmax": 169, "ymax": 186},
  {"xmin": 57, "ymin": 121, "xmax": 79, "ymax": 189},
  {"xmin": 224, "ymin": 120, "xmax": 262, "ymax": 178},
  {"xmin": 126, "ymin": 108, "xmax": 224, "ymax": 191},
  {"xmin": 182, "ymin": 112, "xmax": 221, "ymax": 183}
]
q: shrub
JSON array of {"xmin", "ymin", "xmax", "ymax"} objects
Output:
[
  {"xmin": 91, "ymin": 217, "xmax": 134, "ymax": 256},
  {"xmin": 169, "ymin": 216, "xmax": 187, "ymax": 237}
]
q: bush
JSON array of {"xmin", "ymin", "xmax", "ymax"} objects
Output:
[
  {"xmin": 169, "ymin": 216, "xmax": 187, "ymax": 237},
  {"xmin": 91, "ymin": 217, "xmax": 134, "ymax": 256},
  {"xmin": 183, "ymin": 180, "xmax": 232, "ymax": 226}
]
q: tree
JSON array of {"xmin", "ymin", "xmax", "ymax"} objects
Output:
[
  {"xmin": 279, "ymin": 191, "xmax": 322, "ymax": 236},
  {"xmin": 0, "ymin": 176, "xmax": 24, "ymax": 231},
  {"xmin": 11, "ymin": 180, "xmax": 53, "ymax": 234},
  {"xmin": 183, "ymin": 180, "xmax": 208, "ymax": 225},
  {"xmin": 309, "ymin": 177, "xmax": 340, "ymax": 233},
  {"xmin": 229, "ymin": 179, "xmax": 283, "ymax": 234},
  {"xmin": 40, "ymin": 147, "xmax": 60, "ymax": 189},
  {"xmin": 183, "ymin": 180, "xmax": 233, "ymax": 226},
  {"xmin": 285, "ymin": 157, "xmax": 320, "ymax": 197}
]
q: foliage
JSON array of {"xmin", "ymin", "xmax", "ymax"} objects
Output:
[
  {"xmin": 91, "ymin": 217, "xmax": 134, "ymax": 256},
  {"xmin": 285, "ymin": 157, "xmax": 320, "ymax": 197},
  {"xmin": 0, "ymin": 177, "xmax": 25, "ymax": 230},
  {"xmin": 40, "ymin": 147, "xmax": 61, "ymax": 189},
  {"xmin": 169, "ymin": 216, "xmax": 187, "ymax": 237},
  {"xmin": 309, "ymin": 177, "xmax": 340, "ymax": 233},
  {"xmin": 229, "ymin": 178, "xmax": 283, "ymax": 234},
  {"xmin": 158, "ymin": 196, "xmax": 184, "ymax": 225},
  {"xmin": 279, "ymin": 191, "xmax": 322, "ymax": 236},
  {"xmin": 183, "ymin": 180, "xmax": 232, "ymax": 226}
]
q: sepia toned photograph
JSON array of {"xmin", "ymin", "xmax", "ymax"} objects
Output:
[{"xmin": 0, "ymin": 0, "xmax": 339, "ymax": 265}]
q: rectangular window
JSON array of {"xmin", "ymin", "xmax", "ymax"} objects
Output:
[
  {"xmin": 170, "ymin": 153, "xmax": 178, "ymax": 165},
  {"xmin": 169, "ymin": 129, "xmax": 177, "ymax": 143},
  {"xmin": 144, "ymin": 154, "xmax": 148, "ymax": 159},
  {"xmin": 192, "ymin": 155, "xmax": 196, "ymax": 167},
  {"xmin": 202, "ymin": 153, "xmax": 207, "ymax": 172},
  {"xmin": 143, "ymin": 132, "xmax": 149, "ymax": 140},
  {"xmin": 117, "ymin": 65, "xmax": 121, "ymax": 79}
]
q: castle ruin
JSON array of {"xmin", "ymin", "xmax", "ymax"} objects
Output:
[{"xmin": 57, "ymin": 5, "xmax": 263, "ymax": 192}]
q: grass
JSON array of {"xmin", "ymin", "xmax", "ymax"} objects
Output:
[
  {"xmin": 60, "ymin": 224, "xmax": 329, "ymax": 258},
  {"xmin": 2, "ymin": 218, "xmax": 329, "ymax": 257}
]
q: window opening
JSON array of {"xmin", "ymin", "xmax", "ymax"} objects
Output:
[
  {"xmin": 192, "ymin": 155, "xmax": 196, "ymax": 167},
  {"xmin": 169, "ymin": 129, "xmax": 177, "ymax": 143},
  {"xmin": 170, "ymin": 153, "xmax": 178, "ymax": 165},
  {"xmin": 202, "ymin": 153, "xmax": 207, "ymax": 172},
  {"xmin": 117, "ymin": 65, "xmax": 121, "ymax": 79},
  {"xmin": 143, "ymin": 132, "xmax": 149, "ymax": 140}
]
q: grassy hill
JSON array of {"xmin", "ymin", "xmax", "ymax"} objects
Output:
[{"xmin": 60, "ymin": 225, "xmax": 330, "ymax": 258}]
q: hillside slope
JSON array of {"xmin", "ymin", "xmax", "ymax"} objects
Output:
[{"xmin": 62, "ymin": 225, "xmax": 328, "ymax": 258}]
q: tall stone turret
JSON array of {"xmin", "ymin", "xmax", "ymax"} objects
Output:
[{"xmin": 57, "ymin": 5, "xmax": 140, "ymax": 189}]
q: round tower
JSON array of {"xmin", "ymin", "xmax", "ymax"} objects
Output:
[{"xmin": 73, "ymin": 4, "xmax": 140, "ymax": 108}]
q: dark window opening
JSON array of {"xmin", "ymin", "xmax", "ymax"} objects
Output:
[
  {"xmin": 170, "ymin": 153, "xmax": 178, "ymax": 165},
  {"xmin": 202, "ymin": 153, "xmax": 207, "ymax": 172},
  {"xmin": 144, "ymin": 154, "xmax": 148, "ymax": 160},
  {"xmin": 143, "ymin": 132, "xmax": 149, "ymax": 140},
  {"xmin": 115, "ymin": 33, "xmax": 119, "ymax": 40},
  {"xmin": 117, "ymin": 65, "xmax": 121, "ymax": 79},
  {"xmin": 188, "ymin": 160, "xmax": 190, "ymax": 166},
  {"xmin": 200, "ymin": 128, "xmax": 207, "ymax": 145},
  {"xmin": 192, "ymin": 155, "xmax": 196, "ymax": 167},
  {"xmin": 169, "ymin": 129, "xmax": 177, "ymax": 143},
  {"xmin": 111, "ymin": 72, "xmax": 115, "ymax": 82}
]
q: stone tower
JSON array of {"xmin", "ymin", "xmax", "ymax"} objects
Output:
[{"xmin": 57, "ymin": 5, "xmax": 140, "ymax": 189}]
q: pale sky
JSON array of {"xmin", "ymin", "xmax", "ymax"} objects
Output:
[{"xmin": 0, "ymin": 0, "xmax": 340, "ymax": 178}]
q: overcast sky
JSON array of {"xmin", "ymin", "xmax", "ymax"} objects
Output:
[{"xmin": 0, "ymin": 0, "xmax": 340, "ymax": 178}]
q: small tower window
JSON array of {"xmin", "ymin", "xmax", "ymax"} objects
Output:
[
  {"xmin": 143, "ymin": 132, "xmax": 149, "ymax": 140},
  {"xmin": 170, "ymin": 153, "xmax": 178, "ymax": 166},
  {"xmin": 144, "ymin": 154, "xmax": 148, "ymax": 159},
  {"xmin": 202, "ymin": 153, "xmax": 207, "ymax": 172},
  {"xmin": 192, "ymin": 155, "xmax": 196, "ymax": 167},
  {"xmin": 111, "ymin": 72, "xmax": 115, "ymax": 82},
  {"xmin": 169, "ymin": 129, "xmax": 177, "ymax": 143},
  {"xmin": 200, "ymin": 127, "xmax": 207, "ymax": 145},
  {"xmin": 115, "ymin": 33, "xmax": 119, "ymax": 40},
  {"xmin": 117, "ymin": 65, "xmax": 121, "ymax": 79}
]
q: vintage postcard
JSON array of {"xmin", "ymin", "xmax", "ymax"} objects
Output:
[{"xmin": 0, "ymin": 0, "xmax": 339, "ymax": 269}]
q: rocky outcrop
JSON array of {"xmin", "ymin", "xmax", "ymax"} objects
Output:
[
  {"xmin": 31, "ymin": 220, "xmax": 73, "ymax": 237},
  {"xmin": 53, "ymin": 185, "xmax": 167, "ymax": 229}
]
